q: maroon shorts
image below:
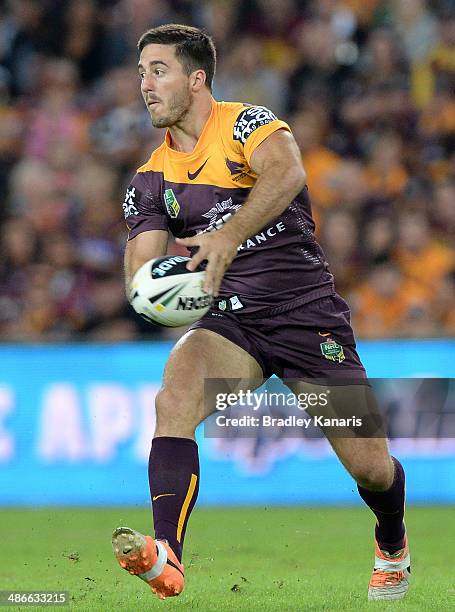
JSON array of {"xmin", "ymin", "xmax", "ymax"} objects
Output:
[{"xmin": 190, "ymin": 294, "xmax": 366, "ymax": 381}]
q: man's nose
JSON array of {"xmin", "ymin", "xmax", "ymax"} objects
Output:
[{"xmin": 141, "ymin": 73, "xmax": 154, "ymax": 92}]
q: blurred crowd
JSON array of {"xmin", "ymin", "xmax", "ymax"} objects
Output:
[{"xmin": 0, "ymin": 0, "xmax": 453, "ymax": 342}]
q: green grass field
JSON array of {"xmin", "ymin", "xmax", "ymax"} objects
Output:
[{"xmin": 1, "ymin": 507, "xmax": 453, "ymax": 611}]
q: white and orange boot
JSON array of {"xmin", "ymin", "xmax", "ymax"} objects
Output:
[
  {"xmin": 368, "ymin": 535, "xmax": 410, "ymax": 600},
  {"xmin": 112, "ymin": 527, "xmax": 184, "ymax": 600}
]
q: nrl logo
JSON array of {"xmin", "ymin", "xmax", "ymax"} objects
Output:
[
  {"xmin": 320, "ymin": 339, "xmax": 345, "ymax": 364},
  {"xmin": 202, "ymin": 197, "xmax": 242, "ymax": 225},
  {"xmin": 164, "ymin": 188, "xmax": 180, "ymax": 218}
]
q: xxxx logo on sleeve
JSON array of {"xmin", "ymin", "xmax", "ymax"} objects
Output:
[{"xmin": 164, "ymin": 189, "xmax": 180, "ymax": 218}]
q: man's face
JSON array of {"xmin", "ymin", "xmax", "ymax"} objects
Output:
[{"xmin": 138, "ymin": 44, "xmax": 192, "ymax": 128}]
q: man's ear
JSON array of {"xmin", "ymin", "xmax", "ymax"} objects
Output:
[{"xmin": 190, "ymin": 69, "xmax": 207, "ymax": 91}]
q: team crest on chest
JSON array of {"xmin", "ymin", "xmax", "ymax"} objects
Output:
[
  {"xmin": 225, "ymin": 158, "xmax": 248, "ymax": 182},
  {"xmin": 164, "ymin": 189, "xmax": 180, "ymax": 218}
]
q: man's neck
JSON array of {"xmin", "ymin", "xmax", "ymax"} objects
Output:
[{"xmin": 167, "ymin": 95, "xmax": 213, "ymax": 153}]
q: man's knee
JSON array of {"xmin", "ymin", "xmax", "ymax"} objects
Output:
[
  {"xmin": 351, "ymin": 458, "xmax": 394, "ymax": 491},
  {"xmin": 154, "ymin": 387, "xmax": 202, "ymax": 436}
]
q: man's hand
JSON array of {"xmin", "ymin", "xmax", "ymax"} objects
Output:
[
  {"xmin": 124, "ymin": 230, "xmax": 168, "ymax": 297},
  {"xmin": 176, "ymin": 231, "xmax": 238, "ymax": 296}
]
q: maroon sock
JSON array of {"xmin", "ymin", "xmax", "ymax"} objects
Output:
[
  {"xmin": 357, "ymin": 456, "xmax": 406, "ymax": 554},
  {"xmin": 148, "ymin": 436, "xmax": 199, "ymax": 562}
]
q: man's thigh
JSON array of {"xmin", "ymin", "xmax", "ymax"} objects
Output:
[
  {"xmin": 159, "ymin": 328, "xmax": 263, "ymax": 427},
  {"xmin": 289, "ymin": 380, "xmax": 394, "ymax": 489}
]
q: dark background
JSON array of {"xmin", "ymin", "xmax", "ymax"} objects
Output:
[{"xmin": 0, "ymin": 0, "xmax": 453, "ymax": 342}]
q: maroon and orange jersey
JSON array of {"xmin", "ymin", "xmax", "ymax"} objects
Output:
[{"xmin": 123, "ymin": 100, "xmax": 334, "ymax": 315}]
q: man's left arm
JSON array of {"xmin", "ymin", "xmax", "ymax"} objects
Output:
[{"xmin": 176, "ymin": 129, "xmax": 306, "ymax": 296}]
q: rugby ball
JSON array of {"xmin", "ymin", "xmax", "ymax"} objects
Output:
[{"xmin": 129, "ymin": 256, "xmax": 212, "ymax": 327}]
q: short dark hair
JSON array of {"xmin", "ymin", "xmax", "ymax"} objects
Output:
[{"xmin": 138, "ymin": 24, "xmax": 216, "ymax": 91}]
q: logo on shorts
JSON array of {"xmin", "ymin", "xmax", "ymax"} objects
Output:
[
  {"xmin": 216, "ymin": 295, "xmax": 244, "ymax": 312},
  {"xmin": 320, "ymin": 339, "xmax": 345, "ymax": 363},
  {"xmin": 164, "ymin": 189, "xmax": 180, "ymax": 218},
  {"xmin": 229, "ymin": 295, "xmax": 244, "ymax": 310}
]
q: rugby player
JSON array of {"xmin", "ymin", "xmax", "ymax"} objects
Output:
[{"xmin": 112, "ymin": 24, "xmax": 410, "ymax": 602}]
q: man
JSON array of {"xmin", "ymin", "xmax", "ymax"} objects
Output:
[{"xmin": 112, "ymin": 24, "xmax": 410, "ymax": 602}]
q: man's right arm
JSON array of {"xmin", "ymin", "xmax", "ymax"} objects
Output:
[{"xmin": 124, "ymin": 230, "xmax": 169, "ymax": 297}]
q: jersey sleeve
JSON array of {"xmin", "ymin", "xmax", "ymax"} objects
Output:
[
  {"xmin": 122, "ymin": 172, "xmax": 168, "ymax": 240},
  {"xmin": 231, "ymin": 105, "xmax": 291, "ymax": 166}
]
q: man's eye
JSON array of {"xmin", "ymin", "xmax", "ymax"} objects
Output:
[
  {"xmin": 139, "ymin": 73, "xmax": 145, "ymax": 80},
  {"xmin": 154, "ymin": 69, "xmax": 163, "ymax": 76}
]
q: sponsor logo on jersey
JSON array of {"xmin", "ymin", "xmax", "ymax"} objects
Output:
[
  {"xmin": 200, "ymin": 197, "xmax": 242, "ymax": 232},
  {"xmin": 176, "ymin": 295, "xmax": 212, "ymax": 310},
  {"xmin": 188, "ymin": 158, "xmax": 209, "ymax": 180},
  {"xmin": 237, "ymin": 222, "xmax": 286, "ymax": 250},
  {"xmin": 199, "ymin": 199, "xmax": 286, "ymax": 250},
  {"xmin": 123, "ymin": 186, "xmax": 141, "ymax": 218},
  {"xmin": 164, "ymin": 189, "xmax": 180, "ymax": 218},
  {"xmin": 320, "ymin": 339, "xmax": 345, "ymax": 363},
  {"xmin": 233, "ymin": 106, "xmax": 278, "ymax": 145}
]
